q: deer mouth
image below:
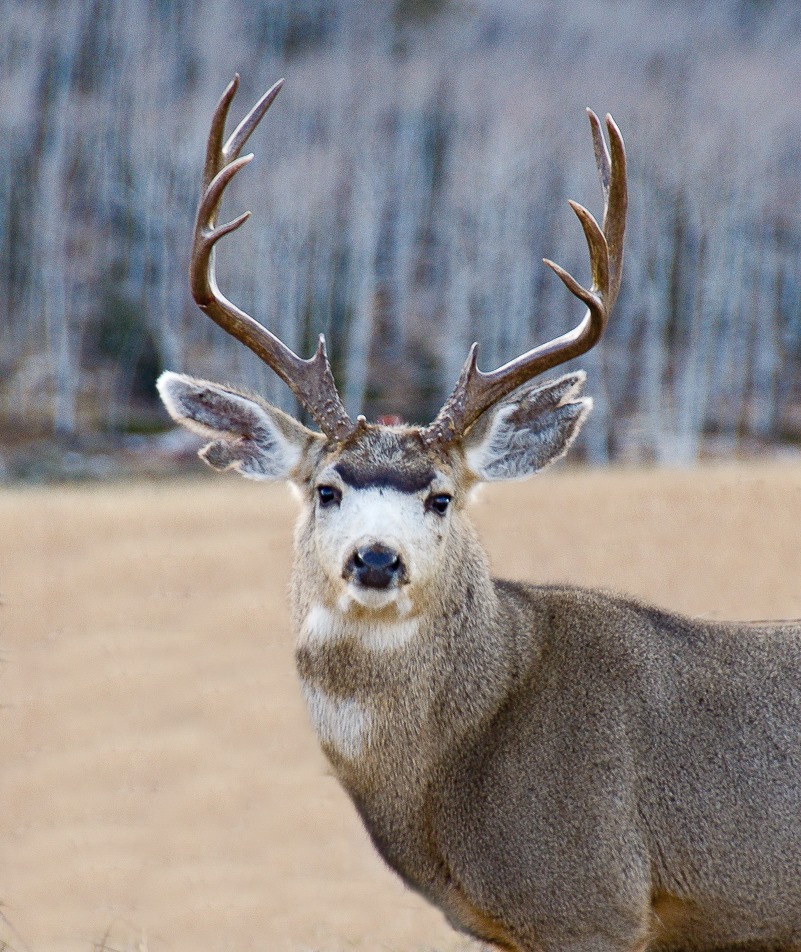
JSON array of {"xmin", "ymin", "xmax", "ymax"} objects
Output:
[{"xmin": 342, "ymin": 585, "xmax": 407, "ymax": 612}]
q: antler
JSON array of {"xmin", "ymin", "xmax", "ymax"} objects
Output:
[
  {"xmin": 190, "ymin": 75, "xmax": 353, "ymax": 441},
  {"xmin": 422, "ymin": 110, "xmax": 627, "ymax": 447}
]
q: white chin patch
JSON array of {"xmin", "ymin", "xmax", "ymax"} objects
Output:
[{"xmin": 338, "ymin": 583, "xmax": 411, "ymax": 614}]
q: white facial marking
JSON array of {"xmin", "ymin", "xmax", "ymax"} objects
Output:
[
  {"xmin": 313, "ymin": 482, "xmax": 451, "ymax": 609},
  {"xmin": 301, "ymin": 604, "xmax": 420, "ymax": 652},
  {"xmin": 299, "ymin": 681, "xmax": 372, "ymax": 760}
]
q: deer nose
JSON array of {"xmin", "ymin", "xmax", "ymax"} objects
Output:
[{"xmin": 347, "ymin": 543, "xmax": 404, "ymax": 589}]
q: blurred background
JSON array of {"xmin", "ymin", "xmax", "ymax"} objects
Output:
[{"xmin": 4, "ymin": 0, "xmax": 801, "ymax": 479}]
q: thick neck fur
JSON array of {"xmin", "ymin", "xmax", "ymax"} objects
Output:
[{"xmin": 291, "ymin": 506, "xmax": 518, "ymax": 876}]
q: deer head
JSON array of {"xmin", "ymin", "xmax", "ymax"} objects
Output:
[{"xmin": 158, "ymin": 75, "xmax": 626, "ymax": 618}]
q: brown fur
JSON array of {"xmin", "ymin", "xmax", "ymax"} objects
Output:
[{"xmin": 295, "ymin": 567, "xmax": 801, "ymax": 951}]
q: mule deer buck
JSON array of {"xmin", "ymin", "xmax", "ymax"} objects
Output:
[{"xmin": 158, "ymin": 76, "xmax": 801, "ymax": 952}]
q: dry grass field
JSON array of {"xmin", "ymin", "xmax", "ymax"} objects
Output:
[{"xmin": 3, "ymin": 462, "xmax": 801, "ymax": 952}]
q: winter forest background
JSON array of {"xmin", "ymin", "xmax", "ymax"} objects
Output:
[{"xmin": 4, "ymin": 0, "xmax": 801, "ymax": 477}]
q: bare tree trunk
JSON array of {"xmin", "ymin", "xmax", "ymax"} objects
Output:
[{"xmin": 343, "ymin": 167, "xmax": 384, "ymax": 416}]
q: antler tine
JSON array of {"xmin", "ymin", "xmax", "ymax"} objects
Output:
[
  {"xmin": 224, "ymin": 78, "xmax": 285, "ymax": 163},
  {"xmin": 598, "ymin": 112, "xmax": 626, "ymax": 306},
  {"xmin": 190, "ymin": 77, "xmax": 353, "ymax": 442},
  {"xmin": 200, "ymin": 76, "xmax": 237, "ymax": 196},
  {"xmin": 422, "ymin": 109, "xmax": 627, "ymax": 447}
]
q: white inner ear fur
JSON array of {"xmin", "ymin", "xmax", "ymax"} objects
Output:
[
  {"xmin": 156, "ymin": 371, "xmax": 306, "ymax": 481},
  {"xmin": 465, "ymin": 373, "xmax": 592, "ymax": 482}
]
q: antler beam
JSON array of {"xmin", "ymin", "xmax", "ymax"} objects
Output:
[
  {"xmin": 190, "ymin": 75, "xmax": 353, "ymax": 442},
  {"xmin": 422, "ymin": 110, "xmax": 627, "ymax": 447}
]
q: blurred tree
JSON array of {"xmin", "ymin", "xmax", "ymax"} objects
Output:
[{"xmin": 4, "ymin": 0, "xmax": 801, "ymax": 462}]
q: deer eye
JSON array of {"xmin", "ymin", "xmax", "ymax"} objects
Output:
[
  {"xmin": 426, "ymin": 493, "xmax": 452, "ymax": 516},
  {"xmin": 316, "ymin": 485, "xmax": 341, "ymax": 507}
]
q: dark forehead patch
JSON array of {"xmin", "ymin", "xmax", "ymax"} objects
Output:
[{"xmin": 334, "ymin": 460, "xmax": 435, "ymax": 494}]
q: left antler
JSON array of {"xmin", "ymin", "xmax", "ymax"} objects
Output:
[
  {"xmin": 190, "ymin": 75, "xmax": 354, "ymax": 442},
  {"xmin": 422, "ymin": 110, "xmax": 627, "ymax": 447}
]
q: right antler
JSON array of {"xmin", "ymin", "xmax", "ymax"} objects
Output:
[
  {"xmin": 190, "ymin": 75, "xmax": 353, "ymax": 442},
  {"xmin": 422, "ymin": 110, "xmax": 626, "ymax": 447}
]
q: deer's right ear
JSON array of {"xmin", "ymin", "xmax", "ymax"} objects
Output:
[{"xmin": 157, "ymin": 372, "xmax": 320, "ymax": 481}]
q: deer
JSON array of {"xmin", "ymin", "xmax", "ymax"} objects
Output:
[{"xmin": 157, "ymin": 76, "xmax": 801, "ymax": 952}]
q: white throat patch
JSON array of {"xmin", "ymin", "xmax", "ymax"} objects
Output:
[
  {"xmin": 301, "ymin": 604, "xmax": 420, "ymax": 652},
  {"xmin": 299, "ymin": 682, "xmax": 372, "ymax": 760}
]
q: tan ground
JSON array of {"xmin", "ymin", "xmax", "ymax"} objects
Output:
[{"xmin": 2, "ymin": 462, "xmax": 801, "ymax": 952}]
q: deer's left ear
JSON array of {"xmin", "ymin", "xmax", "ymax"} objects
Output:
[{"xmin": 463, "ymin": 372, "xmax": 591, "ymax": 482}]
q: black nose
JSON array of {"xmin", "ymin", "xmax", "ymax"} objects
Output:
[{"xmin": 348, "ymin": 544, "xmax": 403, "ymax": 589}]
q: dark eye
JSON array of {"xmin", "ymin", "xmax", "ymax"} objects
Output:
[
  {"xmin": 426, "ymin": 493, "xmax": 452, "ymax": 516},
  {"xmin": 316, "ymin": 485, "xmax": 341, "ymax": 507}
]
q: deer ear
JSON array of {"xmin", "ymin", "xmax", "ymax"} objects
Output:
[
  {"xmin": 463, "ymin": 372, "xmax": 591, "ymax": 482},
  {"xmin": 156, "ymin": 372, "xmax": 320, "ymax": 481}
]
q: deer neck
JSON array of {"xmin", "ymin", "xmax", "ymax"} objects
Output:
[
  {"xmin": 291, "ymin": 516, "xmax": 522, "ymax": 892},
  {"xmin": 291, "ymin": 519, "xmax": 511, "ymax": 793}
]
